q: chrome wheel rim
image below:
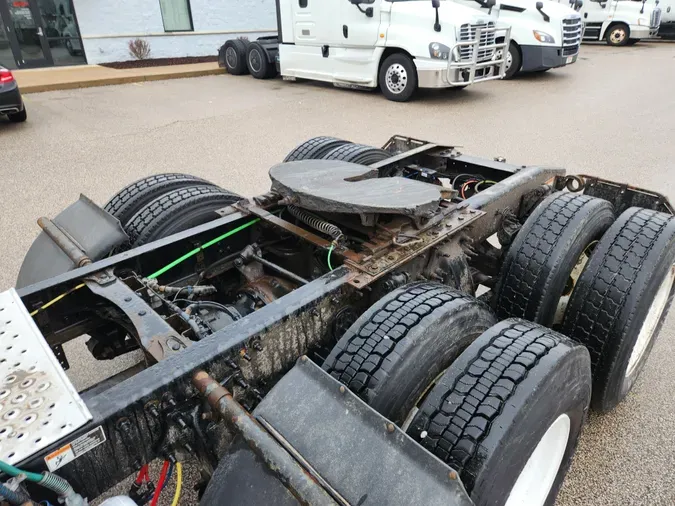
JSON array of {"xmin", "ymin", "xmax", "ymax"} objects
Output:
[
  {"xmin": 225, "ymin": 47, "xmax": 238, "ymax": 69},
  {"xmin": 625, "ymin": 264, "xmax": 675, "ymax": 378},
  {"xmin": 248, "ymin": 49, "xmax": 262, "ymax": 73},
  {"xmin": 385, "ymin": 63, "xmax": 408, "ymax": 94},
  {"xmin": 505, "ymin": 414, "xmax": 571, "ymax": 506},
  {"xmin": 495, "ymin": 49, "xmax": 513, "ymax": 72},
  {"xmin": 610, "ymin": 28, "xmax": 627, "ymax": 44}
]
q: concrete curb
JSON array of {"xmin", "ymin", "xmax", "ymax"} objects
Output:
[{"xmin": 20, "ymin": 67, "xmax": 225, "ymax": 94}]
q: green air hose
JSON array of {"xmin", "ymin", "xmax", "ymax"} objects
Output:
[{"xmin": 0, "ymin": 460, "xmax": 44, "ymax": 483}]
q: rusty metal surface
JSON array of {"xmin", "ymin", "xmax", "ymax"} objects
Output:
[
  {"xmin": 269, "ymin": 159, "xmax": 444, "ymax": 217},
  {"xmin": 235, "ymin": 202, "xmax": 363, "ymax": 263},
  {"xmin": 253, "ymin": 358, "xmax": 474, "ymax": 506},
  {"xmin": 345, "ymin": 208, "xmax": 485, "ymax": 288},
  {"xmin": 37, "ymin": 217, "xmax": 92, "ymax": 268},
  {"xmin": 193, "ymin": 371, "xmax": 337, "ymax": 506},
  {"xmin": 84, "ymin": 271, "xmax": 190, "ymax": 362}
]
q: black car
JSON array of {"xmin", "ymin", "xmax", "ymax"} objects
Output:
[{"xmin": 0, "ymin": 65, "xmax": 27, "ymax": 123}]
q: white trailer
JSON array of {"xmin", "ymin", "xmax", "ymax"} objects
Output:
[
  {"xmin": 218, "ymin": 0, "xmax": 511, "ymax": 102},
  {"xmin": 455, "ymin": 0, "xmax": 583, "ymax": 78}
]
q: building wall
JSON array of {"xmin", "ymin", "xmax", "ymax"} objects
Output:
[{"xmin": 72, "ymin": 0, "xmax": 278, "ymax": 64}]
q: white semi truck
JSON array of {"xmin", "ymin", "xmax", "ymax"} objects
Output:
[
  {"xmin": 573, "ymin": 0, "xmax": 662, "ymax": 44},
  {"xmin": 218, "ymin": 0, "xmax": 511, "ymax": 102},
  {"xmin": 456, "ymin": 0, "xmax": 583, "ymax": 78}
]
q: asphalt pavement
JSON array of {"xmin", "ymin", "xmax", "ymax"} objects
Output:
[{"xmin": 1, "ymin": 42, "xmax": 674, "ymax": 505}]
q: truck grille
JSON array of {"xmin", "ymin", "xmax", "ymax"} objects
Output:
[
  {"xmin": 562, "ymin": 15, "xmax": 582, "ymax": 56},
  {"xmin": 651, "ymin": 7, "xmax": 662, "ymax": 28},
  {"xmin": 458, "ymin": 22, "xmax": 496, "ymax": 62}
]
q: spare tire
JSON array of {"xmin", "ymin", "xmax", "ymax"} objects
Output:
[
  {"xmin": 408, "ymin": 319, "xmax": 591, "ymax": 506},
  {"xmin": 104, "ymin": 173, "xmax": 219, "ymax": 229},
  {"xmin": 283, "ymin": 137, "xmax": 350, "ymax": 162},
  {"xmin": 323, "ymin": 283, "xmax": 496, "ymax": 425},
  {"xmin": 125, "ymin": 185, "xmax": 242, "ymax": 247},
  {"xmin": 562, "ymin": 207, "xmax": 675, "ymax": 412},
  {"xmin": 493, "ymin": 192, "xmax": 614, "ymax": 326},
  {"xmin": 322, "ymin": 143, "xmax": 390, "ymax": 165}
]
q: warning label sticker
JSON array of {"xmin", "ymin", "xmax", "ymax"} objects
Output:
[{"xmin": 44, "ymin": 426, "xmax": 106, "ymax": 472}]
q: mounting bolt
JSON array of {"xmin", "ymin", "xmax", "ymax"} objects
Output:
[
  {"xmin": 386, "ymin": 423, "xmax": 395, "ymax": 433},
  {"xmin": 339, "ymin": 386, "xmax": 346, "ymax": 394},
  {"xmin": 124, "ymin": 297, "xmax": 132, "ymax": 302},
  {"xmin": 234, "ymin": 258, "xmax": 244, "ymax": 268},
  {"xmin": 138, "ymin": 310, "xmax": 146, "ymax": 316},
  {"xmin": 449, "ymin": 471, "xmax": 458, "ymax": 480},
  {"xmin": 458, "ymin": 216, "xmax": 465, "ymax": 221},
  {"xmin": 201, "ymin": 412, "xmax": 212, "ymax": 421},
  {"xmin": 168, "ymin": 339, "xmax": 182, "ymax": 351},
  {"xmin": 301, "ymin": 356, "xmax": 308, "ymax": 362}
]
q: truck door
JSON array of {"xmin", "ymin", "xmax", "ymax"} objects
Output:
[
  {"xmin": 581, "ymin": 0, "xmax": 612, "ymax": 40},
  {"xmin": 290, "ymin": 0, "xmax": 343, "ymax": 45},
  {"xmin": 339, "ymin": 0, "xmax": 384, "ymax": 47}
]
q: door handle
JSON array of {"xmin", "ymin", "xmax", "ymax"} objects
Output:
[{"xmin": 343, "ymin": 25, "xmax": 348, "ymax": 38}]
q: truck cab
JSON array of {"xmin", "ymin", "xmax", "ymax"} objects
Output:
[
  {"xmin": 270, "ymin": 0, "xmax": 511, "ymax": 101},
  {"xmin": 455, "ymin": 0, "xmax": 582, "ymax": 78},
  {"xmin": 647, "ymin": 0, "xmax": 675, "ymax": 37},
  {"xmin": 576, "ymin": 0, "xmax": 662, "ymax": 44}
]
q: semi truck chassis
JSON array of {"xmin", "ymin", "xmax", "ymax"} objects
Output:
[{"xmin": 1, "ymin": 136, "xmax": 673, "ymax": 506}]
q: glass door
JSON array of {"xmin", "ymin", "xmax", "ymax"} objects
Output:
[{"xmin": 0, "ymin": 0, "xmax": 52, "ymax": 68}]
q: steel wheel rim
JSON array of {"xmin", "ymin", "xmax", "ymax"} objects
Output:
[
  {"xmin": 625, "ymin": 264, "xmax": 675, "ymax": 378},
  {"xmin": 495, "ymin": 49, "xmax": 513, "ymax": 71},
  {"xmin": 611, "ymin": 28, "xmax": 627, "ymax": 44},
  {"xmin": 225, "ymin": 47, "xmax": 238, "ymax": 69},
  {"xmin": 248, "ymin": 49, "xmax": 262, "ymax": 73},
  {"xmin": 385, "ymin": 63, "xmax": 408, "ymax": 94},
  {"xmin": 505, "ymin": 414, "xmax": 571, "ymax": 506}
]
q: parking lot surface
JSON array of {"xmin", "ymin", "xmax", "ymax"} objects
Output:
[{"xmin": 1, "ymin": 42, "xmax": 674, "ymax": 505}]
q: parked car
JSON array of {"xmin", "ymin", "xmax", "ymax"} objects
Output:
[{"xmin": 0, "ymin": 66, "xmax": 27, "ymax": 123}]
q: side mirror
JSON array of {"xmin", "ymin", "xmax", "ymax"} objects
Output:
[
  {"xmin": 432, "ymin": 0, "xmax": 440, "ymax": 7},
  {"xmin": 536, "ymin": 1, "xmax": 543, "ymax": 7},
  {"xmin": 486, "ymin": 0, "xmax": 496, "ymax": 6},
  {"xmin": 349, "ymin": 0, "xmax": 363, "ymax": 3},
  {"xmin": 576, "ymin": 0, "xmax": 583, "ymax": 9}
]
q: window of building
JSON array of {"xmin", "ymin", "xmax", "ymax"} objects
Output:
[{"xmin": 159, "ymin": 0, "xmax": 193, "ymax": 32}]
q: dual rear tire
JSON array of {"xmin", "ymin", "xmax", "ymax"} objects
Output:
[{"xmin": 324, "ymin": 283, "xmax": 591, "ymax": 506}]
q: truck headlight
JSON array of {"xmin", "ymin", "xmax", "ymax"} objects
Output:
[
  {"xmin": 429, "ymin": 42, "xmax": 450, "ymax": 60},
  {"xmin": 637, "ymin": 17, "xmax": 649, "ymax": 25},
  {"xmin": 533, "ymin": 30, "xmax": 555, "ymax": 43}
]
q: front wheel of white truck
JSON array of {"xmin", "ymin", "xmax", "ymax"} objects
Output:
[{"xmin": 379, "ymin": 53, "xmax": 418, "ymax": 102}]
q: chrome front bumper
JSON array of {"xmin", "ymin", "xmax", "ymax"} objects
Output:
[{"xmin": 448, "ymin": 26, "xmax": 512, "ymax": 85}]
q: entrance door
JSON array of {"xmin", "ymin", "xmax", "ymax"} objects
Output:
[{"xmin": 0, "ymin": 0, "xmax": 52, "ymax": 68}]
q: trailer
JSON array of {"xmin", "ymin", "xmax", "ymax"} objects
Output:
[
  {"xmin": 217, "ymin": 0, "xmax": 511, "ymax": 102},
  {"xmin": 1, "ymin": 136, "xmax": 674, "ymax": 506}
]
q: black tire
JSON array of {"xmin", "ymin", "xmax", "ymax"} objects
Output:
[
  {"xmin": 104, "ymin": 174, "xmax": 219, "ymax": 228},
  {"xmin": 562, "ymin": 208, "xmax": 675, "ymax": 412},
  {"xmin": 126, "ymin": 185, "xmax": 242, "ymax": 247},
  {"xmin": 283, "ymin": 137, "xmax": 351, "ymax": 162},
  {"xmin": 408, "ymin": 319, "xmax": 591, "ymax": 506},
  {"xmin": 321, "ymin": 143, "xmax": 390, "ymax": 165},
  {"xmin": 493, "ymin": 192, "xmax": 614, "ymax": 327},
  {"xmin": 503, "ymin": 41, "xmax": 522, "ymax": 79},
  {"xmin": 220, "ymin": 39, "xmax": 249, "ymax": 75},
  {"xmin": 7, "ymin": 107, "xmax": 27, "ymax": 123},
  {"xmin": 246, "ymin": 42, "xmax": 276, "ymax": 79},
  {"xmin": 379, "ymin": 53, "xmax": 418, "ymax": 102},
  {"xmin": 606, "ymin": 23, "xmax": 630, "ymax": 46},
  {"xmin": 322, "ymin": 283, "xmax": 497, "ymax": 425}
]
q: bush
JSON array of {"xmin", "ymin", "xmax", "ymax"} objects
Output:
[{"xmin": 128, "ymin": 39, "xmax": 151, "ymax": 60}]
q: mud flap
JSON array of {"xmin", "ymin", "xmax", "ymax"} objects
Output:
[{"xmin": 16, "ymin": 195, "xmax": 128, "ymax": 289}]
